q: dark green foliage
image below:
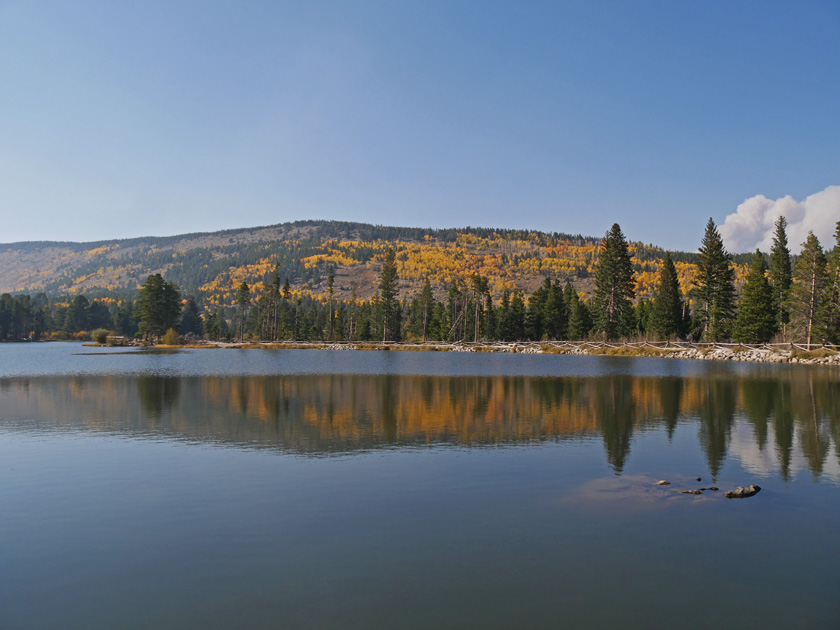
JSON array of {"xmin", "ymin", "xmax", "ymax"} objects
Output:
[
  {"xmin": 635, "ymin": 299, "xmax": 652, "ymax": 336},
  {"xmin": 593, "ymin": 224, "xmax": 635, "ymax": 340},
  {"xmin": 135, "ymin": 274, "xmax": 182, "ymax": 340},
  {"xmin": 525, "ymin": 277, "xmax": 567, "ymax": 340},
  {"xmin": 379, "ymin": 248, "xmax": 400, "ymax": 341},
  {"xmin": 734, "ymin": 250, "xmax": 777, "ymax": 343},
  {"xmin": 235, "ymin": 282, "xmax": 251, "ymax": 341},
  {"xmin": 114, "ymin": 301, "xmax": 138, "ymax": 337},
  {"xmin": 567, "ymin": 291, "xmax": 592, "ymax": 340},
  {"xmin": 790, "ymin": 232, "xmax": 827, "ymax": 347},
  {"xmin": 694, "ymin": 218, "xmax": 736, "ymax": 341},
  {"xmin": 650, "ymin": 253, "xmax": 684, "ymax": 339},
  {"xmin": 64, "ymin": 295, "xmax": 90, "ymax": 333},
  {"xmin": 819, "ymin": 221, "xmax": 840, "ymax": 344},
  {"xmin": 769, "ymin": 216, "xmax": 792, "ymax": 335},
  {"xmin": 180, "ymin": 296, "xmax": 203, "ymax": 337}
]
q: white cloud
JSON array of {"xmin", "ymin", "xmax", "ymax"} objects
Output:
[{"xmin": 719, "ymin": 186, "xmax": 840, "ymax": 253}]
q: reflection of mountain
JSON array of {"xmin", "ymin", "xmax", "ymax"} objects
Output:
[{"xmin": 0, "ymin": 371, "xmax": 839, "ymax": 479}]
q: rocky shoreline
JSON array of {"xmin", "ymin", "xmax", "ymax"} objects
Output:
[{"xmin": 152, "ymin": 340, "xmax": 840, "ymax": 366}]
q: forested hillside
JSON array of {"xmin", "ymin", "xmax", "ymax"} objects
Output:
[
  {"xmin": 0, "ymin": 219, "xmax": 749, "ymax": 305},
  {"xmin": 3, "ymin": 218, "xmax": 837, "ymax": 347}
]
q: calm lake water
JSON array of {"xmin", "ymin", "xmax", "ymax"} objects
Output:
[{"xmin": 2, "ymin": 343, "xmax": 839, "ymax": 629}]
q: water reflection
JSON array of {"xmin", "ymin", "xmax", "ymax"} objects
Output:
[{"xmin": 1, "ymin": 371, "xmax": 840, "ymax": 479}]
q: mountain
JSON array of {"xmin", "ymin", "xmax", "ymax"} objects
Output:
[{"xmin": 0, "ymin": 219, "xmax": 747, "ymax": 304}]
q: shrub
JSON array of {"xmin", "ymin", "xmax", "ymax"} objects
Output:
[
  {"xmin": 161, "ymin": 328, "xmax": 180, "ymax": 345},
  {"xmin": 91, "ymin": 329, "xmax": 109, "ymax": 344}
]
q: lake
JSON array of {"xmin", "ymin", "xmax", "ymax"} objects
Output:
[{"xmin": 1, "ymin": 343, "xmax": 839, "ymax": 629}]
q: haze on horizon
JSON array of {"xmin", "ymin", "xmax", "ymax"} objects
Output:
[{"xmin": 0, "ymin": 1, "xmax": 837, "ymax": 252}]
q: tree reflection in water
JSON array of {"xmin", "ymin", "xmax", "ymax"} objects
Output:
[{"xmin": 0, "ymin": 369, "xmax": 839, "ymax": 480}]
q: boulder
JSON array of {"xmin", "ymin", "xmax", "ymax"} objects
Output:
[{"xmin": 724, "ymin": 484, "xmax": 761, "ymax": 499}]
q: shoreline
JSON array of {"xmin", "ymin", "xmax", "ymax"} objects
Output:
[{"xmin": 131, "ymin": 340, "xmax": 840, "ymax": 366}]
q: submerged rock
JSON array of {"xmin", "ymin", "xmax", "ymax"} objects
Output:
[
  {"xmin": 679, "ymin": 489, "xmax": 703, "ymax": 495},
  {"xmin": 724, "ymin": 485, "xmax": 761, "ymax": 499},
  {"xmin": 656, "ymin": 480, "xmax": 671, "ymax": 486}
]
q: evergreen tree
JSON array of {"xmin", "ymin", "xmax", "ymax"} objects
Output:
[
  {"xmin": 733, "ymin": 250, "xmax": 777, "ymax": 343},
  {"xmin": 568, "ymin": 293, "xmax": 592, "ymax": 340},
  {"xmin": 819, "ymin": 221, "xmax": 840, "ymax": 344},
  {"xmin": 593, "ymin": 223, "xmax": 635, "ymax": 340},
  {"xmin": 420, "ymin": 278, "xmax": 433, "ymax": 342},
  {"xmin": 180, "ymin": 296, "xmax": 203, "ymax": 337},
  {"xmin": 379, "ymin": 248, "xmax": 400, "ymax": 341},
  {"xmin": 769, "ymin": 216, "xmax": 792, "ymax": 337},
  {"xmin": 790, "ymin": 232, "xmax": 827, "ymax": 347},
  {"xmin": 650, "ymin": 253, "xmax": 684, "ymax": 339},
  {"xmin": 694, "ymin": 218, "xmax": 736, "ymax": 341},
  {"xmin": 235, "ymin": 282, "xmax": 251, "ymax": 341},
  {"xmin": 136, "ymin": 274, "xmax": 181, "ymax": 340},
  {"xmin": 635, "ymin": 299, "xmax": 652, "ymax": 336},
  {"xmin": 64, "ymin": 295, "xmax": 90, "ymax": 333},
  {"xmin": 506, "ymin": 292, "xmax": 526, "ymax": 340},
  {"xmin": 114, "ymin": 301, "xmax": 137, "ymax": 337},
  {"xmin": 471, "ymin": 273, "xmax": 489, "ymax": 341},
  {"xmin": 525, "ymin": 278, "xmax": 550, "ymax": 340},
  {"xmin": 326, "ymin": 266, "xmax": 335, "ymax": 340},
  {"xmin": 542, "ymin": 280, "xmax": 567, "ymax": 340}
]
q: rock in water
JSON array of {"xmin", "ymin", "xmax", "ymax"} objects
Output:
[
  {"xmin": 724, "ymin": 484, "xmax": 761, "ymax": 499},
  {"xmin": 656, "ymin": 480, "xmax": 671, "ymax": 486}
]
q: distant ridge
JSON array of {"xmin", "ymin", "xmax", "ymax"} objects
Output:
[{"xmin": 0, "ymin": 219, "xmax": 747, "ymax": 304}]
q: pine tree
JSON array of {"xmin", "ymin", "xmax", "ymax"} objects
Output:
[
  {"xmin": 236, "ymin": 282, "xmax": 250, "ymax": 341},
  {"xmin": 593, "ymin": 223, "xmax": 635, "ymax": 340},
  {"xmin": 379, "ymin": 248, "xmax": 400, "ymax": 341},
  {"xmin": 507, "ymin": 292, "xmax": 526, "ymax": 340},
  {"xmin": 733, "ymin": 250, "xmax": 777, "ymax": 343},
  {"xmin": 769, "ymin": 216, "xmax": 792, "ymax": 338},
  {"xmin": 790, "ymin": 232, "xmax": 827, "ymax": 347},
  {"xmin": 525, "ymin": 278, "xmax": 550, "ymax": 340},
  {"xmin": 567, "ymin": 292, "xmax": 592, "ymax": 340},
  {"xmin": 650, "ymin": 253, "xmax": 684, "ymax": 339},
  {"xmin": 418, "ymin": 278, "xmax": 433, "ymax": 342},
  {"xmin": 136, "ymin": 274, "xmax": 181, "ymax": 340},
  {"xmin": 819, "ymin": 221, "xmax": 840, "ymax": 344},
  {"xmin": 694, "ymin": 218, "xmax": 736, "ymax": 341},
  {"xmin": 180, "ymin": 296, "xmax": 203, "ymax": 337},
  {"xmin": 542, "ymin": 280, "xmax": 566, "ymax": 339},
  {"xmin": 326, "ymin": 266, "xmax": 335, "ymax": 341}
]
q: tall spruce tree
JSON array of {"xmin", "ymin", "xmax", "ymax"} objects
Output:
[
  {"xmin": 567, "ymin": 291, "xmax": 592, "ymax": 340},
  {"xmin": 695, "ymin": 218, "xmax": 736, "ymax": 341},
  {"xmin": 136, "ymin": 274, "xmax": 181, "ymax": 340},
  {"xmin": 733, "ymin": 250, "xmax": 777, "ymax": 343},
  {"xmin": 379, "ymin": 247, "xmax": 400, "ymax": 341},
  {"xmin": 790, "ymin": 232, "xmax": 827, "ymax": 347},
  {"xmin": 420, "ymin": 278, "xmax": 433, "ymax": 342},
  {"xmin": 180, "ymin": 296, "xmax": 203, "ymax": 337},
  {"xmin": 769, "ymin": 216, "xmax": 792, "ymax": 337},
  {"xmin": 650, "ymin": 252, "xmax": 684, "ymax": 339},
  {"xmin": 819, "ymin": 221, "xmax": 840, "ymax": 344},
  {"xmin": 593, "ymin": 223, "xmax": 635, "ymax": 340},
  {"xmin": 235, "ymin": 282, "xmax": 250, "ymax": 341},
  {"xmin": 543, "ymin": 279, "xmax": 566, "ymax": 339}
]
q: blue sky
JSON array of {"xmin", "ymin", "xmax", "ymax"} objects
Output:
[{"xmin": 0, "ymin": 1, "xmax": 837, "ymax": 251}]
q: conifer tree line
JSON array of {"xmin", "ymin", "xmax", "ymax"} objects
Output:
[{"xmin": 3, "ymin": 219, "xmax": 840, "ymax": 347}]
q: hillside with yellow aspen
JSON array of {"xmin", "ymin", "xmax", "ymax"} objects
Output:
[{"xmin": 0, "ymin": 220, "xmax": 750, "ymax": 307}]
